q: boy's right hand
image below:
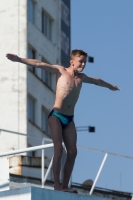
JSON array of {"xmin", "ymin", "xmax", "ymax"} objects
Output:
[
  {"xmin": 6, "ymin": 53, "xmax": 20, "ymax": 62},
  {"xmin": 109, "ymin": 84, "xmax": 120, "ymax": 91}
]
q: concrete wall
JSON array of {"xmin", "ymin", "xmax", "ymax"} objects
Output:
[{"xmin": 0, "ymin": 0, "xmax": 27, "ymax": 151}]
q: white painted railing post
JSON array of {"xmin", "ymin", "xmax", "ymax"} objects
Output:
[
  {"xmin": 41, "ymin": 138, "xmax": 52, "ymax": 188},
  {"xmin": 41, "ymin": 138, "xmax": 45, "ymax": 188},
  {"xmin": 43, "ymin": 156, "xmax": 54, "ymax": 185},
  {"xmin": 89, "ymin": 153, "xmax": 108, "ymax": 195}
]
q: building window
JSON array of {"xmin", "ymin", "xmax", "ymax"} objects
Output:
[
  {"xmin": 42, "ymin": 70, "xmax": 52, "ymax": 88},
  {"xmin": 61, "ymin": 1, "xmax": 70, "ymax": 27},
  {"xmin": 41, "ymin": 58, "xmax": 52, "ymax": 89},
  {"xmin": 28, "ymin": 0, "xmax": 35, "ymax": 24},
  {"xmin": 42, "ymin": 10, "xmax": 52, "ymax": 41},
  {"xmin": 42, "ymin": 108, "xmax": 50, "ymax": 135},
  {"xmin": 28, "ymin": 95, "xmax": 36, "ymax": 124},
  {"xmin": 61, "ymin": 30, "xmax": 69, "ymax": 56},
  {"xmin": 28, "ymin": 46, "xmax": 36, "ymax": 74}
]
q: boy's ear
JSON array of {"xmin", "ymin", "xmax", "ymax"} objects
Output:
[{"xmin": 70, "ymin": 59, "xmax": 74, "ymax": 65}]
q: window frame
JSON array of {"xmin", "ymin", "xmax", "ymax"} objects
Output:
[
  {"xmin": 28, "ymin": 45, "xmax": 36, "ymax": 74},
  {"xmin": 28, "ymin": 95, "xmax": 36, "ymax": 124},
  {"xmin": 41, "ymin": 57, "xmax": 52, "ymax": 89},
  {"xmin": 28, "ymin": 0, "xmax": 36, "ymax": 24},
  {"xmin": 42, "ymin": 9, "xmax": 53, "ymax": 41}
]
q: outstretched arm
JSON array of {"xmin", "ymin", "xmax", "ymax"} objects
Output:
[
  {"xmin": 83, "ymin": 74, "xmax": 120, "ymax": 91},
  {"xmin": 6, "ymin": 53, "xmax": 61, "ymax": 74}
]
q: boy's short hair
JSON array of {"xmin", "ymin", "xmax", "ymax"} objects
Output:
[{"xmin": 70, "ymin": 49, "xmax": 88, "ymax": 60}]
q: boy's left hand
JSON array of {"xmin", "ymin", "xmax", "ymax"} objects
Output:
[{"xmin": 109, "ymin": 85, "xmax": 120, "ymax": 91}]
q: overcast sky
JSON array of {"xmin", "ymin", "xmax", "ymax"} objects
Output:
[{"xmin": 71, "ymin": 0, "xmax": 133, "ymax": 193}]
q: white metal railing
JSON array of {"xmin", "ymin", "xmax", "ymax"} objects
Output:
[
  {"xmin": 0, "ymin": 143, "xmax": 53, "ymax": 157},
  {"xmin": 0, "ymin": 129, "xmax": 67, "ymax": 189},
  {"xmin": 89, "ymin": 153, "xmax": 108, "ymax": 195},
  {"xmin": 1, "ymin": 128, "xmax": 133, "ymax": 195},
  {"xmin": 0, "ymin": 128, "xmax": 54, "ymax": 188}
]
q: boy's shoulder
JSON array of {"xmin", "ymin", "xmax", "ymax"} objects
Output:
[
  {"xmin": 52, "ymin": 64, "xmax": 65, "ymax": 71},
  {"xmin": 78, "ymin": 72, "xmax": 86, "ymax": 79}
]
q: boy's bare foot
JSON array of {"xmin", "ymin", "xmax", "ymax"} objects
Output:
[
  {"xmin": 54, "ymin": 186, "xmax": 64, "ymax": 192},
  {"xmin": 54, "ymin": 187, "xmax": 78, "ymax": 194},
  {"xmin": 62, "ymin": 188, "xmax": 78, "ymax": 194}
]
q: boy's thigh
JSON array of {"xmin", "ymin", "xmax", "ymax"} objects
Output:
[
  {"xmin": 48, "ymin": 116, "xmax": 63, "ymax": 145},
  {"xmin": 62, "ymin": 121, "xmax": 77, "ymax": 150}
]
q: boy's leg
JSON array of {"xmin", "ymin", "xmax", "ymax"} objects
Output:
[
  {"xmin": 62, "ymin": 121, "xmax": 77, "ymax": 191},
  {"xmin": 48, "ymin": 116, "xmax": 63, "ymax": 190}
]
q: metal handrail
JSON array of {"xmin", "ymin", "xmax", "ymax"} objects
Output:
[
  {"xmin": 0, "ymin": 143, "xmax": 53, "ymax": 157},
  {"xmin": 1, "ymin": 144, "xmax": 133, "ymax": 196},
  {"xmin": 1, "ymin": 128, "xmax": 133, "ymax": 195},
  {"xmin": 1, "ymin": 142, "xmax": 132, "ymax": 195},
  {"xmin": 1, "ymin": 128, "xmax": 133, "ymax": 159},
  {"xmin": 78, "ymin": 145, "xmax": 133, "ymax": 160},
  {"xmin": 0, "ymin": 143, "xmax": 54, "ymax": 191},
  {"xmin": 0, "ymin": 128, "xmax": 53, "ymax": 188},
  {"xmin": 0, "ymin": 128, "xmax": 55, "ymax": 187}
]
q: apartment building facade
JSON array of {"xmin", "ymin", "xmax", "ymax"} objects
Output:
[{"xmin": 0, "ymin": 0, "xmax": 71, "ymax": 180}]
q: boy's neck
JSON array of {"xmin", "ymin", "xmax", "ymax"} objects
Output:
[{"xmin": 67, "ymin": 65, "xmax": 78, "ymax": 77}]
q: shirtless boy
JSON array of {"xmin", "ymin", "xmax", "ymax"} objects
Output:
[{"xmin": 6, "ymin": 50, "xmax": 120, "ymax": 193}]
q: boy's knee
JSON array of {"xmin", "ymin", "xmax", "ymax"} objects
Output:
[
  {"xmin": 54, "ymin": 145, "xmax": 63, "ymax": 158},
  {"xmin": 67, "ymin": 148, "xmax": 77, "ymax": 159}
]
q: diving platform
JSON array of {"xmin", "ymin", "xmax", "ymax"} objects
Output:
[{"xmin": 0, "ymin": 186, "xmax": 112, "ymax": 200}]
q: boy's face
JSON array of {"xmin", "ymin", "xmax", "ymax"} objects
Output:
[{"xmin": 70, "ymin": 55, "xmax": 87, "ymax": 73}]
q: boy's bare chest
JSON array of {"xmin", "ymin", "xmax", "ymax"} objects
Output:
[{"xmin": 57, "ymin": 73, "xmax": 82, "ymax": 91}]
